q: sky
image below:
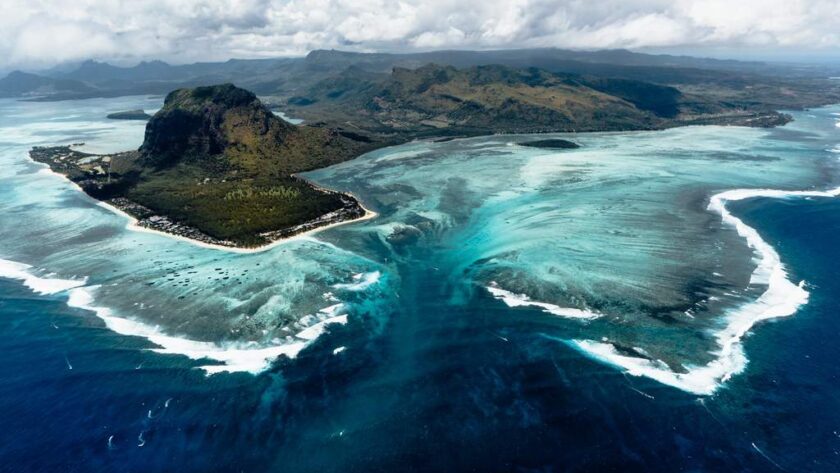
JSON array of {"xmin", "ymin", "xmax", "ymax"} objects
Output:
[{"xmin": 2, "ymin": 0, "xmax": 839, "ymax": 70}]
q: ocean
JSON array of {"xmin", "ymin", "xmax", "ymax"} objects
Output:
[{"xmin": 0, "ymin": 96, "xmax": 838, "ymax": 471}]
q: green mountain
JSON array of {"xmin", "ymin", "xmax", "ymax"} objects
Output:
[
  {"xmin": 8, "ymin": 47, "xmax": 838, "ymax": 107},
  {"xmin": 138, "ymin": 84, "xmax": 370, "ymax": 172},
  {"xmin": 284, "ymin": 63, "xmax": 792, "ymax": 137},
  {"xmin": 31, "ymin": 84, "xmax": 379, "ymax": 247}
]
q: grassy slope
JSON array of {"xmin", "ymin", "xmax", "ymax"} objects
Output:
[
  {"xmin": 127, "ymin": 172, "xmax": 344, "ymax": 245},
  {"xmin": 284, "ymin": 64, "xmax": 690, "ymax": 135}
]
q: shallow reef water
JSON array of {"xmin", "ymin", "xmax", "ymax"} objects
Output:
[{"xmin": 1, "ymin": 96, "xmax": 839, "ymax": 471}]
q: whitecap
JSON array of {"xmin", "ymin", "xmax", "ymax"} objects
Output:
[
  {"xmin": 66, "ymin": 286, "xmax": 311, "ymax": 375},
  {"xmin": 568, "ymin": 185, "xmax": 840, "ymax": 395},
  {"xmin": 295, "ymin": 314, "xmax": 348, "ymax": 341},
  {"xmin": 332, "ymin": 271, "xmax": 381, "ymax": 292},
  {"xmin": 0, "ymin": 260, "xmax": 351, "ymax": 375},
  {"xmin": 293, "ymin": 302, "xmax": 349, "ymax": 341},
  {"xmin": 0, "ymin": 259, "xmax": 86, "ymax": 295},
  {"xmin": 486, "ymin": 281, "xmax": 601, "ymax": 319}
]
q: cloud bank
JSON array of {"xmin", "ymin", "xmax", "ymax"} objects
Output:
[{"xmin": 2, "ymin": 0, "xmax": 839, "ymax": 68}]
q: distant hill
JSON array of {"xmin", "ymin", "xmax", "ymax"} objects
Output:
[
  {"xmin": 283, "ymin": 63, "xmax": 793, "ymax": 136},
  {"xmin": 0, "ymin": 71, "xmax": 93, "ymax": 98},
  {"xmin": 3, "ymin": 47, "xmax": 836, "ymax": 107},
  {"xmin": 311, "ymin": 63, "xmax": 667, "ymax": 133},
  {"xmin": 296, "ymin": 50, "xmax": 840, "ymax": 110},
  {"xmin": 301, "ymin": 48, "xmax": 765, "ymax": 83},
  {"xmin": 64, "ymin": 60, "xmax": 179, "ymax": 83}
]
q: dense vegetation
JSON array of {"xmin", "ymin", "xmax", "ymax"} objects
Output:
[{"xmin": 126, "ymin": 172, "xmax": 348, "ymax": 246}]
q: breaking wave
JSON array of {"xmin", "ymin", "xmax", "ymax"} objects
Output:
[
  {"xmin": 0, "ymin": 258, "xmax": 350, "ymax": 375},
  {"xmin": 568, "ymin": 186, "xmax": 840, "ymax": 395},
  {"xmin": 486, "ymin": 282, "xmax": 601, "ymax": 320}
]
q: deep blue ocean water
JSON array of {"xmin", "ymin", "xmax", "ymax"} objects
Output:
[{"xmin": 1, "ymin": 196, "xmax": 839, "ymax": 472}]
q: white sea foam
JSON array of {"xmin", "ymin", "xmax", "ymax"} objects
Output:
[
  {"xmin": 332, "ymin": 271, "xmax": 381, "ymax": 292},
  {"xmin": 66, "ymin": 286, "xmax": 316, "ymax": 374},
  {"xmin": 486, "ymin": 282, "xmax": 601, "ymax": 319},
  {"xmin": 295, "ymin": 314, "xmax": 348, "ymax": 341},
  {"xmin": 569, "ymin": 185, "xmax": 840, "ymax": 395},
  {"xmin": 0, "ymin": 258, "xmax": 86, "ymax": 295},
  {"xmin": 293, "ymin": 302, "xmax": 349, "ymax": 341},
  {"xmin": 0, "ymin": 259, "xmax": 353, "ymax": 375}
]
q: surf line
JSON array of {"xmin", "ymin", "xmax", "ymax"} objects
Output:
[
  {"xmin": 0, "ymin": 258, "xmax": 351, "ymax": 375},
  {"xmin": 568, "ymin": 186, "xmax": 840, "ymax": 396}
]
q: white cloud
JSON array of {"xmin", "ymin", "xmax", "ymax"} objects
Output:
[
  {"xmin": 1, "ymin": 0, "xmax": 838, "ymax": 69},
  {"xmin": 411, "ymin": 27, "xmax": 466, "ymax": 48},
  {"xmin": 11, "ymin": 18, "xmax": 117, "ymax": 64}
]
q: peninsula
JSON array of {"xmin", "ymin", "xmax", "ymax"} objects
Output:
[{"xmin": 31, "ymin": 84, "xmax": 379, "ymax": 248}]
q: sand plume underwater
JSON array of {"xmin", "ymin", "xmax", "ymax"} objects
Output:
[{"xmin": 1, "ymin": 96, "xmax": 840, "ymax": 471}]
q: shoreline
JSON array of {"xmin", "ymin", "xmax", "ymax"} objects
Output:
[
  {"xmin": 29, "ymin": 102, "xmax": 840, "ymax": 255},
  {"xmin": 32, "ymin": 160, "xmax": 378, "ymax": 254},
  {"xmin": 97, "ymin": 196, "xmax": 378, "ymax": 255}
]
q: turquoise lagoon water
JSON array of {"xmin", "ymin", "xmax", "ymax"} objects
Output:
[{"xmin": 1, "ymin": 96, "xmax": 839, "ymax": 471}]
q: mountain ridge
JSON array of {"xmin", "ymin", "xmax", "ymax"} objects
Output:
[
  {"xmin": 283, "ymin": 63, "xmax": 791, "ymax": 137},
  {"xmin": 5, "ymin": 47, "xmax": 837, "ymax": 107}
]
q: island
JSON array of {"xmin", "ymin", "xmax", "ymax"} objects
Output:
[
  {"xmin": 106, "ymin": 109, "xmax": 152, "ymax": 120},
  {"xmin": 31, "ymin": 84, "xmax": 379, "ymax": 248},
  {"xmin": 519, "ymin": 139, "xmax": 580, "ymax": 149}
]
